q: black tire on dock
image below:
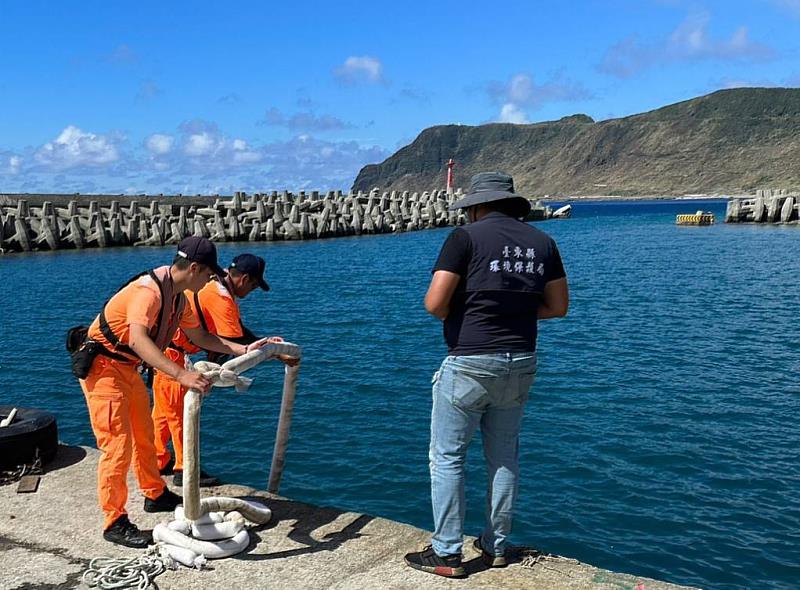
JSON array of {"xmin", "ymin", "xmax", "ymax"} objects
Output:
[{"xmin": 0, "ymin": 405, "xmax": 58, "ymax": 469}]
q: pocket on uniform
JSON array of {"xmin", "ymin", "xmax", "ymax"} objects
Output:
[{"xmin": 89, "ymin": 395, "xmax": 125, "ymax": 437}]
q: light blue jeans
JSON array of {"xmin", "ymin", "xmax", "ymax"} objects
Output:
[{"xmin": 429, "ymin": 353, "xmax": 536, "ymax": 557}]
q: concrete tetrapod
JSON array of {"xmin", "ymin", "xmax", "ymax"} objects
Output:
[{"xmin": 153, "ymin": 342, "xmax": 302, "ymax": 566}]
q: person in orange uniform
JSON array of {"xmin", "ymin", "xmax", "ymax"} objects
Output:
[
  {"xmin": 196, "ymin": 253, "xmax": 270, "ymax": 346},
  {"xmin": 150, "ymin": 327, "xmax": 203, "ymax": 483},
  {"xmin": 152, "ymin": 253, "xmax": 290, "ymax": 488},
  {"xmin": 79, "ymin": 237, "xmax": 269, "ymax": 548}
]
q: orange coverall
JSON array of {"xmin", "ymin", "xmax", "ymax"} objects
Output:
[
  {"xmin": 81, "ymin": 275, "xmax": 200, "ymax": 529},
  {"xmin": 151, "ymin": 329, "xmax": 200, "ymax": 473},
  {"xmin": 151, "ymin": 277, "xmax": 244, "ymax": 472}
]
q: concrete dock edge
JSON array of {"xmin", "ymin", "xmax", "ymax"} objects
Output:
[{"xmin": 0, "ymin": 446, "xmax": 699, "ymax": 590}]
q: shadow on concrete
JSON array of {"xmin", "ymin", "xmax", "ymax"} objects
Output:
[
  {"xmin": 462, "ymin": 545, "xmax": 545, "ymax": 576},
  {"xmin": 235, "ymin": 496, "xmax": 375, "ymax": 561},
  {"xmin": 464, "ymin": 556, "xmax": 490, "ymax": 576},
  {"xmin": 45, "ymin": 445, "xmax": 87, "ymax": 474}
]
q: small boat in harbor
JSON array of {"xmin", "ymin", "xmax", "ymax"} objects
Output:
[{"xmin": 553, "ymin": 204, "xmax": 572, "ymax": 218}]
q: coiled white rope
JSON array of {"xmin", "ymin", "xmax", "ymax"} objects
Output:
[
  {"xmin": 182, "ymin": 342, "xmax": 301, "ymax": 521},
  {"xmin": 155, "ymin": 342, "xmax": 302, "ymax": 566},
  {"xmin": 81, "ymin": 551, "xmax": 172, "ymax": 590}
]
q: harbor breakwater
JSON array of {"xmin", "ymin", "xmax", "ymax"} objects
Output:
[
  {"xmin": 0, "ymin": 188, "xmax": 557, "ymax": 254},
  {"xmin": 725, "ymin": 188, "xmax": 800, "ymax": 224}
]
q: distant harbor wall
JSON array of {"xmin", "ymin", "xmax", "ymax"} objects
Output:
[
  {"xmin": 0, "ymin": 189, "xmax": 555, "ymax": 254},
  {"xmin": 725, "ymin": 189, "xmax": 800, "ymax": 224}
]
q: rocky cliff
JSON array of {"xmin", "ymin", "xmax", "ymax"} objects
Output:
[{"xmin": 353, "ymin": 88, "xmax": 800, "ymax": 196}]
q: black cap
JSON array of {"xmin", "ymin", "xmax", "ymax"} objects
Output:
[
  {"xmin": 176, "ymin": 236, "xmax": 225, "ymax": 277},
  {"xmin": 230, "ymin": 253, "xmax": 270, "ymax": 291}
]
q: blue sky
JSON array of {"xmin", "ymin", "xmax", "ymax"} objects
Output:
[{"xmin": 1, "ymin": 0, "xmax": 798, "ymax": 194}]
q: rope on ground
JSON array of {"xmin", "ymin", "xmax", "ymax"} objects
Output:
[
  {"xmin": 81, "ymin": 551, "xmax": 174, "ymax": 590},
  {"xmin": 515, "ymin": 547, "xmax": 579, "ymax": 577},
  {"xmin": 0, "ymin": 451, "xmax": 42, "ymax": 487}
]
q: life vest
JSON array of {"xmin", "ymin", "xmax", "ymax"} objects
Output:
[
  {"xmin": 97, "ymin": 266, "xmax": 187, "ymax": 363},
  {"xmin": 191, "ymin": 275, "xmax": 259, "ymax": 364}
]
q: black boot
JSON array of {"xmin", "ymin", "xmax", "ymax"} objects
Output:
[
  {"xmin": 102, "ymin": 515, "xmax": 153, "ymax": 548},
  {"xmin": 173, "ymin": 470, "xmax": 220, "ymax": 487},
  {"xmin": 158, "ymin": 457, "xmax": 175, "ymax": 476},
  {"xmin": 143, "ymin": 487, "xmax": 182, "ymax": 513}
]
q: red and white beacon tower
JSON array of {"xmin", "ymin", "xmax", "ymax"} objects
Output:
[{"xmin": 446, "ymin": 158, "xmax": 455, "ymax": 196}]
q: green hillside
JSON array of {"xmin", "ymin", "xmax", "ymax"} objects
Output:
[{"xmin": 352, "ymin": 88, "xmax": 800, "ymax": 196}]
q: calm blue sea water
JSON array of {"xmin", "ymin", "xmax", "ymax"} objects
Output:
[{"xmin": 2, "ymin": 199, "xmax": 799, "ymax": 589}]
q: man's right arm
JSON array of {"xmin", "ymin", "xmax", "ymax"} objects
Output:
[
  {"xmin": 538, "ymin": 277, "xmax": 569, "ymax": 319},
  {"xmin": 425, "ymin": 228, "xmax": 470, "ymax": 320},
  {"xmin": 425, "ymin": 271, "xmax": 461, "ymax": 320},
  {"xmin": 128, "ymin": 323, "xmax": 211, "ymax": 392}
]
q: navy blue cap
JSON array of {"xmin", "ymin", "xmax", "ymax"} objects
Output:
[
  {"xmin": 230, "ymin": 253, "xmax": 270, "ymax": 291},
  {"xmin": 177, "ymin": 236, "xmax": 225, "ymax": 277}
]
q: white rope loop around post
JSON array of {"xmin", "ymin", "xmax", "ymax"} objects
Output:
[
  {"xmin": 183, "ymin": 341, "xmax": 301, "ymax": 520},
  {"xmin": 168, "ymin": 341, "xmax": 301, "ymax": 564}
]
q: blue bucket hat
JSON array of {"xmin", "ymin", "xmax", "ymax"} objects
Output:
[{"xmin": 450, "ymin": 172, "xmax": 532, "ymax": 218}]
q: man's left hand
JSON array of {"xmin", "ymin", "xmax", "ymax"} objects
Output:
[
  {"xmin": 245, "ymin": 337, "xmax": 271, "ymax": 353},
  {"xmin": 245, "ymin": 335, "xmax": 294, "ymax": 359}
]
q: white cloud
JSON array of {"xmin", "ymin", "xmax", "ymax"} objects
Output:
[
  {"xmin": 8, "ymin": 155, "xmax": 21, "ymax": 174},
  {"xmin": 231, "ymin": 139, "xmax": 261, "ymax": 164},
  {"xmin": 185, "ymin": 132, "xmax": 216, "ymax": 156},
  {"xmin": 255, "ymin": 135, "xmax": 389, "ymax": 188},
  {"xmin": 35, "ymin": 125, "xmax": 119, "ymax": 169},
  {"xmin": 170, "ymin": 120, "xmax": 262, "ymax": 168},
  {"xmin": 667, "ymin": 14, "xmax": 764, "ymax": 59},
  {"xmin": 599, "ymin": 12, "xmax": 774, "ymax": 78},
  {"xmin": 334, "ymin": 56, "xmax": 385, "ymax": 84},
  {"xmin": 146, "ymin": 133, "xmax": 174, "ymax": 155},
  {"xmin": 508, "ymin": 74, "xmax": 535, "ymax": 105},
  {"xmin": 486, "ymin": 72, "xmax": 591, "ymax": 123},
  {"xmin": 498, "ymin": 104, "xmax": 529, "ymax": 124},
  {"xmin": 0, "ymin": 120, "xmax": 388, "ymax": 193}
]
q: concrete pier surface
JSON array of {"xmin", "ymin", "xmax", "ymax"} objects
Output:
[{"xmin": 0, "ymin": 446, "xmax": 697, "ymax": 590}]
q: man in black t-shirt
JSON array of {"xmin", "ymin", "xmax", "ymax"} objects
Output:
[{"xmin": 405, "ymin": 172, "xmax": 569, "ymax": 578}]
